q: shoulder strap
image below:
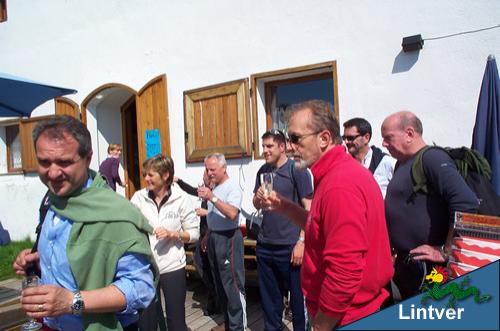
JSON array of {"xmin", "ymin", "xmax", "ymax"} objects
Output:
[
  {"xmin": 368, "ymin": 146, "xmax": 386, "ymax": 174},
  {"xmin": 288, "ymin": 160, "xmax": 301, "ymax": 206},
  {"xmin": 26, "ymin": 191, "xmax": 50, "ymax": 276},
  {"xmin": 33, "ymin": 191, "xmax": 50, "ymax": 252},
  {"xmin": 411, "ymin": 146, "xmax": 447, "ymax": 194}
]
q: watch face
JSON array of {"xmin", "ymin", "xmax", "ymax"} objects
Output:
[
  {"xmin": 74, "ymin": 301, "xmax": 84, "ymax": 311},
  {"xmin": 72, "ymin": 292, "xmax": 84, "ymax": 315}
]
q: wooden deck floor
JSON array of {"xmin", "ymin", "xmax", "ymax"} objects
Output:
[
  {"xmin": 1, "ymin": 276, "xmax": 294, "ymax": 331},
  {"xmin": 184, "ymin": 274, "xmax": 293, "ymax": 331}
]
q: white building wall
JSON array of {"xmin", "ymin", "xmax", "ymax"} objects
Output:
[{"xmin": 1, "ymin": 0, "xmax": 499, "ymax": 239}]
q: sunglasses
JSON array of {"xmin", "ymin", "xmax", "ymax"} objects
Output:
[
  {"xmin": 264, "ymin": 129, "xmax": 286, "ymax": 141},
  {"xmin": 341, "ymin": 134, "xmax": 362, "ymax": 142},
  {"xmin": 287, "ymin": 131, "xmax": 321, "ymax": 145}
]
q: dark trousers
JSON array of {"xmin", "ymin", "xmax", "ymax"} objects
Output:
[
  {"xmin": 208, "ymin": 229, "xmax": 247, "ymax": 331},
  {"xmin": 256, "ymin": 243, "xmax": 306, "ymax": 331},
  {"xmin": 194, "ymin": 241, "xmax": 220, "ymax": 313},
  {"xmin": 139, "ymin": 268, "xmax": 187, "ymax": 331}
]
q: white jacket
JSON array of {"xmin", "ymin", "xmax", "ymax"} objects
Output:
[{"xmin": 131, "ymin": 183, "xmax": 199, "ymax": 274}]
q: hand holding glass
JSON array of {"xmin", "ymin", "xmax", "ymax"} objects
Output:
[
  {"xmin": 260, "ymin": 172, "xmax": 274, "ymax": 210},
  {"xmin": 197, "ymin": 181, "xmax": 205, "ymax": 201},
  {"xmin": 21, "ymin": 275, "xmax": 43, "ymax": 330}
]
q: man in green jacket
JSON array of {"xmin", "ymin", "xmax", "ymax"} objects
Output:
[{"xmin": 13, "ymin": 115, "xmax": 157, "ymax": 331}]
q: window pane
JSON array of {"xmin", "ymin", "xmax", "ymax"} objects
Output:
[
  {"xmin": 268, "ymin": 76, "xmax": 334, "ymax": 132},
  {"xmin": 7, "ymin": 126, "xmax": 22, "ymax": 170}
]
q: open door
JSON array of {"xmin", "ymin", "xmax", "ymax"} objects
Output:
[
  {"xmin": 135, "ymin": 74, "xmax": 171, "ymax": 188},
  {"xmin": 121, "ymin": 96, "xmax": 140, "ymax": 198}
]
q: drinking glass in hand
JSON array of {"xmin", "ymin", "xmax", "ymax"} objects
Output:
[
  {"xmin": 21, "ymin": 275, "xmax": 43, "ymax": 331},
  {"xmin": 260, "ymin": 172, "xmax": 274, "ymax": 210},
  {"xmin": 197, "ymin": 181, "xmax": 205, "ymax": 201}
]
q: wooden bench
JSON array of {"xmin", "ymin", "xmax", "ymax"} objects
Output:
[{"xmin": 185, "ymin": 238, "xmax": 258, "ymax": 283}]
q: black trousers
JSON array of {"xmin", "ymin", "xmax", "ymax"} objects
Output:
[{"xmin": 139, "ymin": 268, "xmax": 187, "ymax": 331}]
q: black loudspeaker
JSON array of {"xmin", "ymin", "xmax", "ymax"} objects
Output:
[{"xmin": 402, "ymin": 34, "xmax": 424, "ymax": 52}]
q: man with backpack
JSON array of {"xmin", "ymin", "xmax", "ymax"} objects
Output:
[
  {"xmin": 382, "ymin": 111, "xmax": 479, "ymax": 300},
  {"xmin": 253, "ymin": 129, "xmax": 313, "ymax": 331},
  {"xmin": 343, "ymin": 118, "xmax": 396, "ymax": 198}
]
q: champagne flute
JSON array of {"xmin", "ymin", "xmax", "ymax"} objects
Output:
[
  {"xmin": 197, "ymin": 181, "xmax": 205, "ymax": 202},
  {"xmin": 260, "ymin": 172, "xmax": 274, "ymax": 210},
  {"xmin": 21, "ymin": 275, "xmax": 43, "ymax": 331}
]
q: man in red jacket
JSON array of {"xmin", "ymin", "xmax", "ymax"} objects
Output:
[{"xmin": 267, "ymin": 100, "xmax": 393, "ymax": 330}]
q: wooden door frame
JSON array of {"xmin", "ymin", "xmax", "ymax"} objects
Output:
[{"xmin": 120, "ymin": 95, "xmax": 137, "ymax": 199}]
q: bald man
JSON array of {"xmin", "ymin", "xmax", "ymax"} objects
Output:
[{"xmin": 381, "ymin": 111, "xmax": 478, "ymax": 300}]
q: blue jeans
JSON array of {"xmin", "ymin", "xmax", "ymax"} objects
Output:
[{"xmin": 256, "ymin": 243, "xmax": 306, "ymax": 331}]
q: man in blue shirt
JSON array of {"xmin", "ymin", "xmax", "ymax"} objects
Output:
[
  {"xmin": 13, "ymin": 115, "xmax": 156, "ymax": 331},
  {"xmin": 253, "ymin": 129, "xmax": 313, "ymax": 331},
  {"xmin": 198, "ymin": 153, "xmax": 246, "ymax": 331}
]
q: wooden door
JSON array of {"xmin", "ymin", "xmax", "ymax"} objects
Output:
[
  {"xmin": 135, "ymin": 74, "xmax": 171, "ymax": 188},
  {"xmin": 121, "ymin": 96, "xmax": 140, "ymax": 198}
]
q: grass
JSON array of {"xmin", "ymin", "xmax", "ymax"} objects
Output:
[{"xmin": 0, "ymin": 239, "xmax": 34, "ymax": 282}]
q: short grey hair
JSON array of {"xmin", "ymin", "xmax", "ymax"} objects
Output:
[{"xmin": 204, "ymin": 153, "xmax": 227, "ymax": 166}]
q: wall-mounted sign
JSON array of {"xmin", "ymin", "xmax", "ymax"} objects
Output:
[{"xmin": 145, "ymin": 129, "xmax": 161, "ymax": 159}]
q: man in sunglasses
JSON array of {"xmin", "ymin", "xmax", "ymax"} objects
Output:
[
  {"xmin": 265, "ymin": 100, "xmax": 393, "ymax": 330},
  {"xmin": 253, "ymin": 129, "xmax": 313, "ymax": 331},
  {"xmin": 342, "ymin": 118, "xmax": 396, "ymax": 198}
]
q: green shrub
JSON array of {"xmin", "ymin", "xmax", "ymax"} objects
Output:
[{"xmin": 0, "ymin": 239, "xmax": 34, "ymax": 282}]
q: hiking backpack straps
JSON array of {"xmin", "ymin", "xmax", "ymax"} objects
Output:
[
  {"xmin": 25, "ymin": 191, "xmax": 50, "ymax": 276},
  {"xmin": 288, "ymin": 159, "xmax": 303, "ymax": 207},
  {"xmin": 411, "ymin": 146, "xmax": 500, "ymax": 216},
  {"xmin": 369, "ymin": 146, "xmax": 386, "ymax": 174}
]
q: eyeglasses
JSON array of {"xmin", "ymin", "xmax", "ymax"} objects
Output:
[
  {"xmin": 263, "ymin": 129, "xmax": 286, "ymax": 141},
  {"xmin": 287, "ymin": 131, "xmax": 320, "ymax": 145},
  {"xmin": 341, "ymin": 134, "xmax": 361, "ymax": 142}
]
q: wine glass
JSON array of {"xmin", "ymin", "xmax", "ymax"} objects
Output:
[
  {"xmin": 197, "ymin": 181, "xmax": 205, "ymax": 202},
  {"xmin": 260, "ymin": 172, "xmax": 274, "ymax": 210},
  {"xmin": 21, "ymin": 275, "xmax": 43, "ymax": 330}
]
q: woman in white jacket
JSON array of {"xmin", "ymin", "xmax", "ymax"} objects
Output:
[{"xmin": 131, "ymin": 154, "xmax": 199, "ymax": 331}]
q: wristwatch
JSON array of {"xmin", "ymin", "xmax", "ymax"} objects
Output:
[
  {"xmin": 298, "ymin": 236, "xmax": 305, "ymax": 243},
  {"xmin": 71, "ymin": 291, "xmax": 85, "ymax": 315},
  {"xmin": 211, "ymin": 196, "xmax": 219, "ymax": 204}
]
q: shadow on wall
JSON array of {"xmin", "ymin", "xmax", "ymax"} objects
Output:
[{"xmin": 392, "ymin": 50, "xmax": 420, "ymax": 74}]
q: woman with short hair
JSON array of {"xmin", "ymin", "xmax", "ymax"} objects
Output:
[{"xmin": 131, "ymin": 154, "xmax": 199, "ymax": 331}]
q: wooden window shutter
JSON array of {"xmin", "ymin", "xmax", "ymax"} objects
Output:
[
  {"xmin": 0, "ymin": 0, "xmax": 7, "ymax": 23},
  {"xmin": 19, "ymin": 116, "xmax": 51, "ymax": 172},
  {"xmin": 55, "ymin": 97, "xmax": 80, "ymax": 119},
  {"xmin": 184, "ymin": 78, "xmax": 251, "ymax": 162}
]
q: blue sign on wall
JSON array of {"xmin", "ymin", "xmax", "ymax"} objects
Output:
[{"xmin": 145, "ymin": 129, "xmax": 161, "ymax": 159}]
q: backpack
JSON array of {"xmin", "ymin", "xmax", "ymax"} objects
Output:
[
  {"xmin": 369, "ymin": 146, "xmax": 387, "ymax": 174},
  {"xmin": 411, "ymin": 146, "xmax": 500, "ymax": 216}
]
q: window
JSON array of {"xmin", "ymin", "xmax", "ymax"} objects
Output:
[
  {"xmin": 1, "ymin": 116, "xmax": 52, "ymax": 174},
  {"xmin": 250, "ymin": 61, "xmax": 339, "ymax": 159},
  {"xmin": 0, "ymin": 0, "xmax": 7, "ymax": 23},
  {"xmin": 184, "ymin": 79, "xmax": 251, "ymax": 162},
  {"xmin": 265, "ymin": 73, "xmax": 334, "ymax": 132},
  {"xmin": 6, "ymin": 125, "xmax": 22, "ymax": 172}
]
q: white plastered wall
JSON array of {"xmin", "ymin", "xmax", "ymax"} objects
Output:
[{"xmin": 0, "ymin": 0, "xmax": 499, "ymax": 239}]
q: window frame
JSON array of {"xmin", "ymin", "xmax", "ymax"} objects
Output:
[
  {"xmin": 250, "ymin": 61, "xmax": 339, "ymax": 159},
  {"xmin": 6, "ymin": 123, "xmax": 22, "ymax": 172}
]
